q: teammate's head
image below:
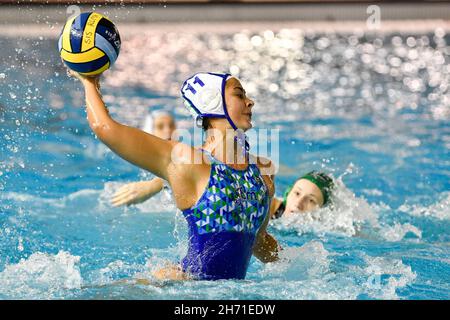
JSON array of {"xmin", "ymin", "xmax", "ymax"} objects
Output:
[
  {"xmin": 282, "ymin": 171, "xmax": 334, "ymax": 216},
  {"xmin": 143, "ymin": 110, "xmax": 176, "ymax": 140}
]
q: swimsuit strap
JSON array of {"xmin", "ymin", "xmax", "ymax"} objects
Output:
[{"xmin": 199, "ymin": 148, "xmax": 254, "ymax": 172}]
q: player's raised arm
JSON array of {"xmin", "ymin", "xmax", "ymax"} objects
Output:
[{"xmin": 73, "ymin": 73, "xmax": 175, "ymax": 180}]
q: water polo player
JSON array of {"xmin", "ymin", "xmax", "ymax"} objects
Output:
[
  {"xmin": 270, "ymin": 171, "xmax": 334, "ymax": 219},
  {"xmin": 110, "ymin": 110, "xmax": 176, "ymax": 207},
  {"xmin": 69, "ymin": 70, "xmax": 280, "ymax": 281}
]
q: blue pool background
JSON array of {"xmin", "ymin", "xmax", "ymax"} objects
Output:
[{"xmin": 0, "ymin": 24, "xmax": 449, "ymax": 299}]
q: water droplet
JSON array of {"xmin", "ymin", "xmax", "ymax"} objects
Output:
[{"xmin": 18, "ymin": 238, "xmax": 24, "ymax": 252}]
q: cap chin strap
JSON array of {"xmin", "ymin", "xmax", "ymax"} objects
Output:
[
  {"xmin": 220, "ymin": 75, "xmax": 250, "ymax": 159},
  {"xmin": 224, "ymin": 115, "xmax": 249, "ymax": 160},
  {"xmin": 234, "ymin": 129, "xmax": 250, "ymax": 160},
  {"xmin": 197, "ymin": 115, "xmax": 250, "ymax": 159}
]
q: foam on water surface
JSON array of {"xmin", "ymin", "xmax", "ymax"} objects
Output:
[{"xmin": 0, "ymin": 251, "xmax": 82, "ymax": 299}]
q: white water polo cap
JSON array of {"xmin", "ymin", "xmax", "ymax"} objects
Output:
[
  {"xmin": 180, "ymin": 72, "xmax": 250, "ymax": 154},
  {"xmin": 181, "ymin": 72, "xmax": 239, "ymax": 128}
]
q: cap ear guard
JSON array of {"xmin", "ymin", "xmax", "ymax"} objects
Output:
[{"xmin": 197, "ymin": 87, "xmax": 222, "ymax": 114}]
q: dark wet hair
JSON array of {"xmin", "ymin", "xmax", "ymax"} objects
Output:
[{"xmin": 201, "ymin": 118, "xmax": 212, "ymax": 131}]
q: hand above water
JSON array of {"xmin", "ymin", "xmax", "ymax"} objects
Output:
[
  {"xmin": 66, "ymin": 68, "xmax": 101, "ymax": 90},
  {"xmin": 111, "ymin": 179, "xmax": 165, "ymax": 207}
]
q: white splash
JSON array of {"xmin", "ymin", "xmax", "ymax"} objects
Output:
[
  {"xmin": 0, "ymin": 251, "xmax": 82, "ymax": 299},
  {"xmin": 88, "ymin": 260, "xmax": 144, "ymax": 286},
  {"xmin": 399, "ymin": 192, "xmax": 450, "ymax": 220},
  {"xmin": 360, "ymin": 255, "xmax": 416, "ymax": 299},
  {"xmin": 380, "ymin": 222, "xmax": 422, "ymax": 242},
  {"xmin": 259, "ymin": 241, "xmax": 331, "ymax": 280},
  {"xmin": 271, "ymin": 177, "xmax": 379, "ymax": 237}
]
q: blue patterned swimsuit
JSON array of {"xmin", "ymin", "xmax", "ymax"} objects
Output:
[{"xmin": 181, "ymin": 150, "xmax": 270, "ymax": 280}]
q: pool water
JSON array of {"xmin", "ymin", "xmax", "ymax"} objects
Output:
[{"xmin": 0, "ymin": 25, "xmax": 449, "ymax": 299}]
